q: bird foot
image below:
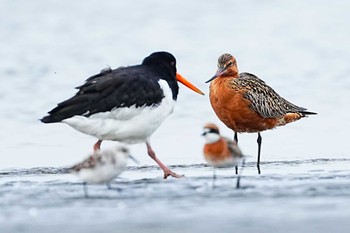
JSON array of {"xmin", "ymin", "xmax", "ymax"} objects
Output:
[{"xmin": 163, "ymin": 170, "xmax": 184, "ymax": 179}]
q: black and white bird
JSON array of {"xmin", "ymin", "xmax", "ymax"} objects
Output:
[
  {"xmin": 41, "ymin": 51, "xmax": 204, "ymax": 179},
  {"xmin": 70, "ymin": 145, "xmax": 136, "ymax": 197}
]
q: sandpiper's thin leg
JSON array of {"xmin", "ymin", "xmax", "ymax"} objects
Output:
[
  {"xmin": 83, "ymin": 182, "xmax": 88, "ymax": 198},
  {"xmin": 106, "ymin": 182, "xmax": 122, "ymax": 192},
  {"xmin": 257, "ymin": 132, "xmax": 262, "ymax": 174}
]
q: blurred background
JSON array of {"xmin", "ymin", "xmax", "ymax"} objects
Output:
[{"xmin": 0, "ymin": 0, "xmax": 349, "ymax": 169}]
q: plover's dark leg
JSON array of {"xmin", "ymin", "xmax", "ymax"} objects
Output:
[
  {"xmin": 236, "ymin": 158, "xmax": 246, "ymax": 189},
  {"xmin": 212, "ymin": 167, "xmax": 217, "ymax": 188}
]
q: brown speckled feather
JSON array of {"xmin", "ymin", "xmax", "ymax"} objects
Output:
[
  {"xmin": 233, "ymin": 72, "xmax": 308, "ymax": 118},
  {"xmin": 70, "ymin": 155, "xmax": 104, "ymax": 172}
]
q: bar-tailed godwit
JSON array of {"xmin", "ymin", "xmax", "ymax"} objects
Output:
[{"xmin": 206, "ymin": 53, "xmax": 316, "ymax": 174}]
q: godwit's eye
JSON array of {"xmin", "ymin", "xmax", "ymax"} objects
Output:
[{"xmin": 227, "ymin": 61, "xmax": 233, "ymax": 67}]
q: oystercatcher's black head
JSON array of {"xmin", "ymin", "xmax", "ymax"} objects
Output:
[
  {"xmin": 142, "ymin": 52, "xmax": 178, "ymax": 99},
  {"xmin": 142, "ymin": 52, "xmax": 177, "ymax": 84},
  {"xmin": 142, "ymin": 51, "xmax": 204, "ymax": 99},
  {"xmin": 143, "ymin": 51, "xmax": 177, "ymax": 72}
]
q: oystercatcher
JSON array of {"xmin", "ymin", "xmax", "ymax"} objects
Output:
[
  {"xmin": 202, "ymin": 123, "xmax": 244, "ymax": 188},
  {"xmin": 70, "ymin": 145, "xmax": 137, "ymax": 198},
  {"xmin": 41, "ymin": 51, "xmax": 204, "ymax": 179},
  {"xmin": 206, "ymin": 53, "xmax": 316, "ymax": 174}
]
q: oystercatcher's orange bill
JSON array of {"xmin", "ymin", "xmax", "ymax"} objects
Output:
[{"xmin": 176, "ymin": 73, "xmax": 205, "ymax": 95}]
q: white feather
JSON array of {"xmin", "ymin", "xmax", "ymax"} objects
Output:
[
  {"xmin": 74, "ymin": 146, "xmax": 129, "ymax": 184},
  {"xmin": 63, "ymin": 80, "xmax": 175, "ymax": 143},
  {"xmin": 203, "ymin": 131, "xmax": 221, "ymax": 144}
]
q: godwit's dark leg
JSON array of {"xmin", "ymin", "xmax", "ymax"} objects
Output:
[
  {"xmin": 257, "ymin": 132, "xmax": 262, "ymax": 174},
  {"xmin": 146, "ymin": 142, "xmax": 184, "ymax": 179},
  {"xmin": 93, "ymin": 140, "xmax": 103, "ymax": 153},
  {"xmin": 234, "ymin": 132, "xmax": 238, "ymax": 144},
  {"xmin": 83, "ymin": 182, "xmax": 88, "ymax": 198},
  {"xmin": 235, "ymin": 165, "xmax": 238, "ymax": 175}
]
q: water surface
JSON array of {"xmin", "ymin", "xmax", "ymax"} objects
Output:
[{"xmin": 1, "ymin": 159, "xmax": 350, "ymax": 233}]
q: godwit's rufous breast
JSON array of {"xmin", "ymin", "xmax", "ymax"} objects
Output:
[
  {"xmin": 206, "ymin": 53, "xmax": 316, "ymax": 174},
  {"xmin": 41, "ymin": 52, "xmax": 204, "ymax": 179},
  {"xmin": 202, "ymin": 123, "xmax": 244, "ymax": 188}
]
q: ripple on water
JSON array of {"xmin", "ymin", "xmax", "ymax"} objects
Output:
[{"xmin": 0, "ymin": 158, "xmax": 350, "ymax": 233}]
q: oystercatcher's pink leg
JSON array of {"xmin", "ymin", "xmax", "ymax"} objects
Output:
[
  {"xmin": 93, "ymin": 140, "xmax": 103, "ymax": 153},
  {"xmin": 146, "ymin": 142, "xmax": 184, "ymax": 179}
]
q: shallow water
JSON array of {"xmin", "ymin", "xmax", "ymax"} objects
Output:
[
  {"xmin": 1, "ymin": 159, "xmax": 350, "ymax": 233},
  {"xmin": 1, "ymin": 0, "xmax": 350, "ymax": 232}
]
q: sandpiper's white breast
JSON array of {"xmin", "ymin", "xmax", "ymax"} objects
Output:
[
  {"xmin": 74, "ymin": 147, "xmax": 129, "ymax": 184},
  {"xmin": 77, "ymin": 163, "xmax": 125, "ymax": 184},
  {"xmin": 63, "ymin": 80, "xmax": 175, "ymax": 143}
]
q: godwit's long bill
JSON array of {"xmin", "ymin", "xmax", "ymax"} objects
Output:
[
  {"xmin": 202, "ymin": 123, "xmax": 244, "ymax": 188},
  {"xmin": 41, "ymin": 51, "xmax": 204, "ymax": 179},
  {"xmin": 206, "ymin": 53, "xmax": 316, "ymax": 174}
]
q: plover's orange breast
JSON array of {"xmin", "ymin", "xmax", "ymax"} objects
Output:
[{"xmin": 203, "ymin": 138, "xmax": 235, "ymax": 167}]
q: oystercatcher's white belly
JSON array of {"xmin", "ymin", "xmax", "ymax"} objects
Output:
[{"xmin": 63, "ymin": 80, "xmax": 175, "ymax": 143}]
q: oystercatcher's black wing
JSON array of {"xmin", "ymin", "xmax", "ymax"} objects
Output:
[{"xmin": 41, "ymin": 66, "xmax": 164, "ymax": 123}]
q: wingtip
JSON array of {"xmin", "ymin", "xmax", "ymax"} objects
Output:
[
  {"xmin": 40, "ymin": 117, "xmax": 47, "ymax": 123},
  {"xmin": 40, "ymin": 116, "xmax": 50, "ymax": 123},
  {"xmin": 40, "ymin": 115, "xmax": 60, "ymax": 123}
]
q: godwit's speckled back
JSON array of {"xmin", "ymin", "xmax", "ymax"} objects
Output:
[{"xmin": 231, "ymin": 72, "xmax": 315, "ymax": 119}]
